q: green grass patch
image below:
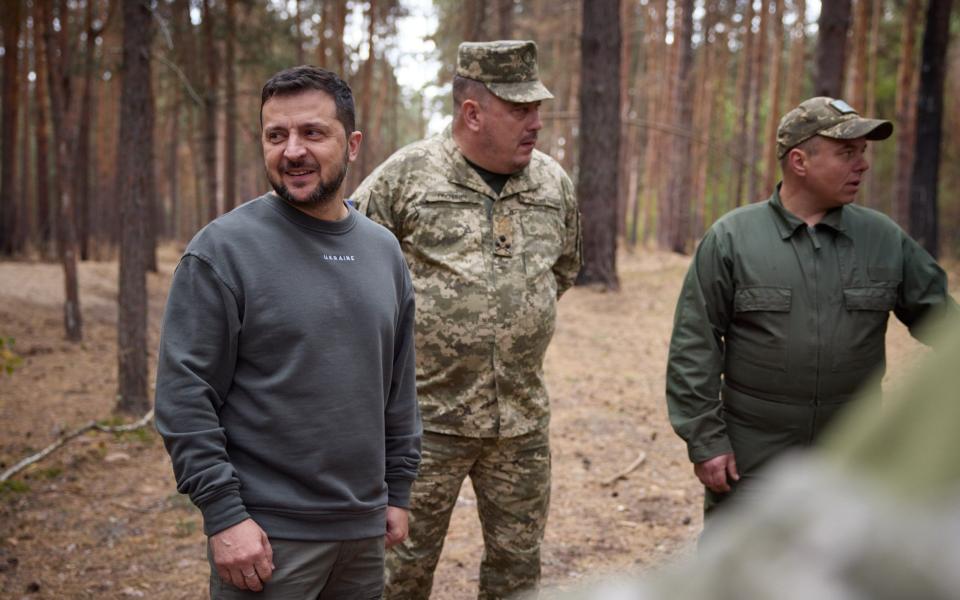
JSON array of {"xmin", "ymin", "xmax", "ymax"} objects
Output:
[
  {"xmin": 0, "ymin": 480, "xmax": 31, "ymax": 495},
  {"xmin": 37, "ymin": 467, "xmax": 62, "ymax": 479},
  {"xmin": 173, "ymin": 518, "xmax": 198, "ymax": 538}
]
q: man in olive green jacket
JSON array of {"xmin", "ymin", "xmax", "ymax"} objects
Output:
[{"xmin": 666, "ymin": 96, "xmax": 957, "ymax": 515}]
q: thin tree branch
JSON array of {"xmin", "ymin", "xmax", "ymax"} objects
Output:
[
  {"xmin": 600, "ymin": 451, "xmax": 647, "ymax": 486},
  {"xmin": 0, "ymin": 409, "xmax": 154, "ymax": 483},
  {"xmin": 153, "ymin": 52, "xmax": 204, "ymax": 106}
]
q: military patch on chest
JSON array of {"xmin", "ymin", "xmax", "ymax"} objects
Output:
[{"xmin": 428, "ymin": 192, "xmax": 465, "ymax": 201}]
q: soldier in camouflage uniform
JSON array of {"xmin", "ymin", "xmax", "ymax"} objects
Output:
[
  {"xmin": 665, "ymin": 96, "xmax": 957, "ymax": 519},
  {"xmin": 353, "ymin": 40, "xmax": 581, "ymax": 599}
]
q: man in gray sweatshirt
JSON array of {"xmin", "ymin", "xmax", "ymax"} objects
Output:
[{"xmin": 155, "ymin": 66, "xmax": 421, "ymax": 599}]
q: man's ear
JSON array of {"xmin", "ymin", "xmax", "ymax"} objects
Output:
[
  {"xmin": 787, "ymin": 148, "xmax": 808, "ymax": 177},
  {"xmin": 347, "ymin": 130, "xmax": 363, "ymax": 162},
  {"xmin": 461, "ymin": 99, "xmax": 482, "ymax": 132}
]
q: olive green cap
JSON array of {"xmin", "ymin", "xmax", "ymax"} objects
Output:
[
  {"xmin": 777, "ymin": 96, "xmax": 893, "ymax": 158},
  {"xmin": 456, "ymin": 40, "xmax": 554, "ymax": 103}
]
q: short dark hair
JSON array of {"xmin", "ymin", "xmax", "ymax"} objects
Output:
[
  {"xmin": 261, "ymin": 65, "xmax": 356, "ymax": 133},
  {"xmin": 452, "ymin": 74, "xmax": 489, "ymax": 115},
  {"xmin": 780, "ymin": 135, "xmax": 821, "ymax": 171}
]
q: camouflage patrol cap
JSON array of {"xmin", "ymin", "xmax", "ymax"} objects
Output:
[
  {"xmin": 456, "ymin": 40, "xmax": 554, "ymax": 103},
  {"xmin": 777, "ymin": 97, "xmax": 893, "ymax": 158}
]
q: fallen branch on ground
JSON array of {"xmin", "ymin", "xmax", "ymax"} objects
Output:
[
  {"xmin": 0, "ymin": 409, "xmax": 154, "ymax": 483},
  {"xmin": 600, "ymin": 451, "xmax": 647, "ymax": 486}
]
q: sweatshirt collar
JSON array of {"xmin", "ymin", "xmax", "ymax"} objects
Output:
[{"xmin": 265, "ymin": 192, "xmax": 358, "ymax": 234}]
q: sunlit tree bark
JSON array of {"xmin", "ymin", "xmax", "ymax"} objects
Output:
[{"xmin": 894, "ymin": 0, "xmax": 922, "ymax": 228}]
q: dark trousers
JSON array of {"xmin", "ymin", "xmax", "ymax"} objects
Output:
[{"xmin": 209, "ymin": 536, "xmax": 384, "ymax": 600}]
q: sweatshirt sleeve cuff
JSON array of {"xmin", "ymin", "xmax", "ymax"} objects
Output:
[
  {"xmin": 199, "ymin": 492, "xmax": 251, "ymax": 536},
  {"xmin": 386, "ymin": 478, "xmax": 414, "ymax": 508}
]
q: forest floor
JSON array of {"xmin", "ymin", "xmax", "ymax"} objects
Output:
[{"xmin": 0, "ymin": 245, "xmax": 948, "ymax": 599}]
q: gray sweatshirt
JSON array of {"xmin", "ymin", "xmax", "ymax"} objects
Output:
[{"xmin": 155, "ymin": 194, "xmax": 420, "ymax": 541}]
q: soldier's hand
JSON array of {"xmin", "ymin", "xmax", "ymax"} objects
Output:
[
  {"xmin": 385, "ymin": 506, "xmax": 410, "ymax": 549},
  {"xmin": 210, "ymin": 518, "xmax": 275, "ymax": 592},
  {"xmin": 694, "ymin": 453, "xmax": 740, "ymax": 493}
]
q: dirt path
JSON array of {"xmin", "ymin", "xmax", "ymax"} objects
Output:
[{"xmin": 0, "ymin": 248, "xmax": 937, "ymax": 599}]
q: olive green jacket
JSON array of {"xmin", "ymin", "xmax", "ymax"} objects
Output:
[{"xmin": 666, "ymin": 187, "xmax": 956, "ymax": 468}]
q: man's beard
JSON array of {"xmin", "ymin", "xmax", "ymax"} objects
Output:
[{"xmin": 268, "ymin": 152, "xmax": 350, "ymax": 207}]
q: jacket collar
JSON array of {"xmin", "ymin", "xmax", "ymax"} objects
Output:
[
  {"xmin": 440, "ymin": 126, "xmax": 541, "ymax": 199},
  {"xmin": 769, "ymin": 183, "xmax": 847, "ymax": 239}
]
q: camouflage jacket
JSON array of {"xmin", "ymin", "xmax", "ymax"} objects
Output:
[{"xmin": 353, "ymin": 126, "xmax": 581, "ymax": 438}]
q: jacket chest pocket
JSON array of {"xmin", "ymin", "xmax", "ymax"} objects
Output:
[
  {"xmin": 842, "ymin": 286, "xmax": 897, "ymax": 311},
  {"xmin": 728, "ymin": 286, "xmax": 792, "ymax": 371},
  {"xmin": 832, "ymin": 285, "xmax": 897, "ymax": 371},
  {"xmin": 408, "ymin": 198, "xmax": 485, "ymax": 279},
  {"xmin": 516, "ymin": 196, "xmax": 564, "ymax": 279}
]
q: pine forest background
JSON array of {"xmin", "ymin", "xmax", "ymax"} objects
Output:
[{"xmin": 2, "ymin": 0, "xmax": 959, "ymax": 261}]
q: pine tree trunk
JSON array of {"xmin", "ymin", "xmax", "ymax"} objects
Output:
[
  {"xmin": 332, "ymin": 0, "xmax": 348, "ymax": 74},
  {"xmin": 317, "ymin": 0, "xmax": 329, "ymax": 66},
  {"xmin": 894, "ymin": 0, "xmax": 922, "ymax": 228},
  {"xmin": 732, "ymin": 0, "xmax": 755, "ymax": 207},
  {"xmin": 293, "ymin": 0, "xmax": 304, "ymax": 65},
  {"xmin": 171, "ymin": 0, "xmax": 196, "ymax": 241},
  {"xmin": 667, "ymin": 0, "xmax": 695, "ymax": 253},
  {"xmin": 763, "ymin": 0, "xmax": 785, "ymax": 195},
  {"xmin": 746, "ymin": 0, "xmax": 768, "ymax": 205},
  {"xmin": 616, "ymin": 0, "xmax": 634, "ymax": 240},
  {"xmin": 563, "ymin": 8, "xmax": 581, "ymax": 175},
  {"xmin": 116, "ymin": 0, "xmax": 153, "ymax": 415},
  {"xmin": 369, "ymin": 62, "xmax": 388, "ymax": 164},
  {"xmin": 74, "ymin": 0, "xmax": 103, "ymax": 261},
  {"xmin": 202, "ymin": 0, "xmax": 219, "ymax": 222},
  {"xmin": 224, "ymin": 0, "xmax": 238, "ymax": 212},
  {"xmin": 863, "ymin": 0, "xmax": 882, "ymax": 210},
  {"xmin": 846, "ymin": 0, "xmax": 869, "ymax": 109},
  {"xmin": 908, "ymin": 0, "xmax": 953, "ymax": 258},
  {"xmin": 641, "ymin": 0, "xmax": 666, "ymax": 244},
  {"xmin": 167, "ymin": 84, "xmax": 182, "ymax": 240},
  {"xmin": 786, "ymin": 0, "xmax": 807, "ymax": 107},
  {"xmin": 100, "ymin": 10, "xmax": 124, "ymax": 256},
  {"xmin": 41, "ymin": 0, "xmax": 82, "ymax": 341},
  {"xmin": 463, "ymin": 0, "xmax": 487, "ymax": 41},
  {"xmin": 358, "ymin": 0, "xmax": 377, "ymax": 182},
  {"xmin": 1, "ymin": 0, "xmax": 22, "ymax": 255},
  {"xmin": 17, "ymin": 31, "xmax": 30, "ymax": 254},
  {"xmin": 33, "ymin": 0, "xmax": 52, "ymax": 254},
  {"xmin": 575, "ymin": 0, "xmax": 620, "ymax": 289},
  {"xmin": 497, "ymin": 0, "xmax": 513, "ymax": 38},
  {"xmin": 632, "ymin": 0, "xmax": 658, "ymax": 246},
  {"xmin": 695, "ymin": 5, "xmax": 724, "ymax": 234},
  {"xmin": 656, "ymin": 0, "xmax": 677, "ymax": 247},
  {"xmin": 815, "ymin": 0, "xmax": 852, "ymax": 97}
]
